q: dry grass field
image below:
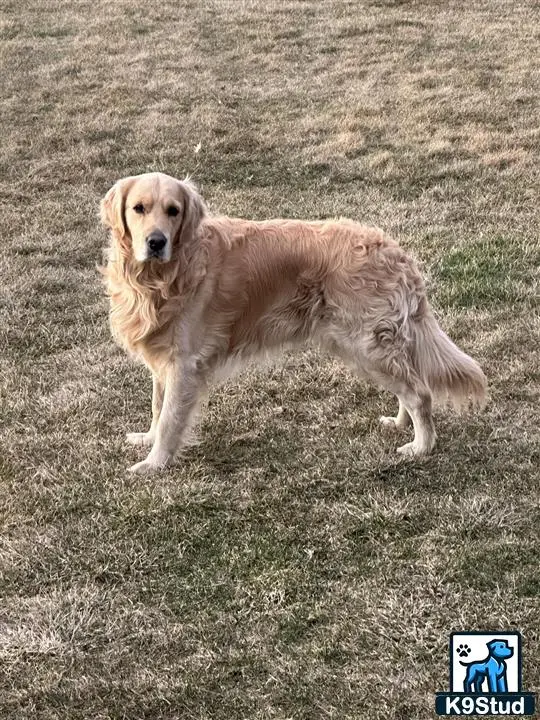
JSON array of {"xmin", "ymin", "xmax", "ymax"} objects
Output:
[{"xmin": 1, "ymin": 0, "xmax": 539, "ymax": 718}]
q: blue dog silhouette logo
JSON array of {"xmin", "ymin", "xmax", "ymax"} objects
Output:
[
  {"xmin": 459, "ymin": 638, "xmax": 513, "ymax": 693},
  {"xmin": 435, "ymin": 631, "xmax": 536, "ymax": 716}
]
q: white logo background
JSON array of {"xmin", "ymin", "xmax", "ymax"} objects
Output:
[{"xmin": 451, "ymin": 633, "xmax": 520, "ymax": 693}]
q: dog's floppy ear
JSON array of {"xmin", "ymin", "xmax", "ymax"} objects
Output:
[
  {"xmin": 100, "ymin": 178, "xmax": 134, "ymax": 240},
  {"xmin": 177, "ymin": 177, "xmax": 207, "ymax": 246}
]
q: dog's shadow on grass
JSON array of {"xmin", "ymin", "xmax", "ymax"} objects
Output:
[
  {"xmin": 184, "ymin": 403, "xmax": 498, "ymax": 500},
  {"xmin": 189, "ymin": 414, "xmax": 440, "ymax": 495},
  {"xmin": 190, "ymin": 423, "xmax": 315, "ymax": 477}
]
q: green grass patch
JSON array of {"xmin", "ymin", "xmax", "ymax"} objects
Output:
[{"xmin": 433, "ymin": 236, "xmax": 539, "ymax": 309}]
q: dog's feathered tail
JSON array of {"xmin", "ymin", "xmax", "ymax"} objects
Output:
[{"xmin": 411, "ymin": 311, "xmax": 487, "ymax": 410}]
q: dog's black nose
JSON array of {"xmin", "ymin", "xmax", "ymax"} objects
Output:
[{"xmin": 147, "ymin": 232, "xmax": 167, "ymax": 253}]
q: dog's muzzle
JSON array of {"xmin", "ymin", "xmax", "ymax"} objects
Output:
[{"xmin": 146, "ymin": 231, "xmax": 168, "ymax": 259}]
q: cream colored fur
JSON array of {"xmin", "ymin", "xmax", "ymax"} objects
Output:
[{"xmin": 100, "ymin": 172, "xmax": 487, "ymax": 473}]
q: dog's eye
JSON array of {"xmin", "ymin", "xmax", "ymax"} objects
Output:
[
  {"xmin": 133, "ymin": 204, "xmax": 145, "ymax": 214},
  {"xmin": 167, "ymin": 206, "xmax": 179, "ymax": 217}
]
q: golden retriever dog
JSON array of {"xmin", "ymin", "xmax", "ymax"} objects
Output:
[{"xmin": 100, "ymin": 172, "xmax": 486, "ymax": 473}]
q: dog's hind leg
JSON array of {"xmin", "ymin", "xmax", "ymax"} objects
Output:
[
  {"xmin": 329, "ymin": 326, "xmax": 435, "ymax": 456},
  {"xmin": 380, "ymin": 398, "xmax": 411, "ymax": 430},
  {"xmin": 474, "ymin": 677, "xmax": 484, "ymax": 693},
  {"xmin": 366, "ymin": 365, "xmax": 436, "ymax": 457},
  {"xmin": 394, "ymin": 383, "xmax": 436, "ymax": 457}
]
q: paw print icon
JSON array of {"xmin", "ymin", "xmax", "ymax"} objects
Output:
[{"xmin": 456, "ymin": 643, "xmax": 471, "ymax": 658}]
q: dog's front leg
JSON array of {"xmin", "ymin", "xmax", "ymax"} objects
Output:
[
  {"xmin": 126, "ymin": 374, "xmax": 164, "ymax": 447},
  {"xmin": 486, "ymin": 666, "xmax": 500, "ymax": 693},
  {"xmin": 129, "ymin": 359, "xmax": 204, "ymax": 474}
]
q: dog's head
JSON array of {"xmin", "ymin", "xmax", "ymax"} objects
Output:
[
  {"xmin": 487, "ymin": 639, "xmax": 513, "ymax": 660},
  {"xmin": 100, "ymin": 172, "xmax": 206, "ymax": 263}
]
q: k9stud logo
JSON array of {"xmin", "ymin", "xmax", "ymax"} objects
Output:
[{"xmin": 435, "ymin": 632, "xmax": 536, "ymax": 716}]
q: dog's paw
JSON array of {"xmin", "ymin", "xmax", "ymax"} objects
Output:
[
  {"xmin": 380, "ymin": 415, "xmax": 405, "ymax": 431},
  {"xmin": 128, "ymin": 459, "xmax": 159, "ymax": 474},
  {"xmin": 457, "ymin": 643, "xmax": 471, "ymax": 658},
  {"xmin": 126, "ymin": 432, "xmax": 154, "ymax": 447},
  {"xmin": 128, "ymin": 451, "xmax": 173, "ymax": 474},
  {"xmin": 397, "ymin": 441, "xmax": 424, "ymax": 458}
]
